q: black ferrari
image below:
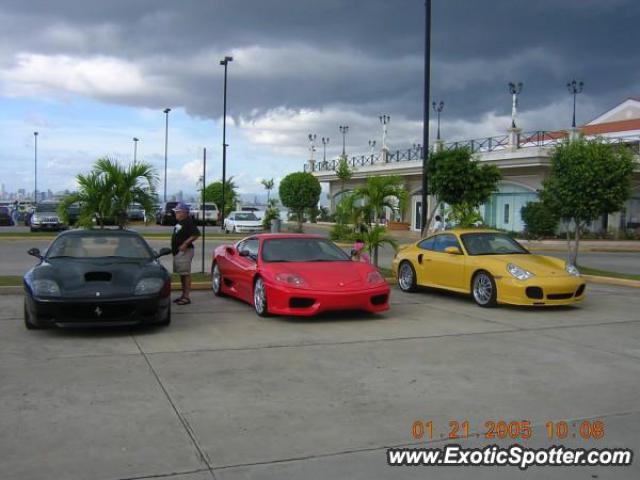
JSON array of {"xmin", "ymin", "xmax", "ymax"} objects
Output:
[{"xmin": 23, "ymin": 229, "xmax": 173, "ymax": 329}]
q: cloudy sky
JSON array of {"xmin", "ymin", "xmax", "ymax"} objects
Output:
[{"xmin": 1, "ymin": 0, "xmax": 638, "ymax": 199}]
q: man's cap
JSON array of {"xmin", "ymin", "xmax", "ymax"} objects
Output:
[{"xmin": 172, "ymin": 202, "xmax": 190, "ymax": 212}]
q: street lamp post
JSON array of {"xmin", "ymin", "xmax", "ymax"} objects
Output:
[
  {"xmin": 421, "ymin": 0, "xmax": 432, "ymax": 236},
  {"xmin": 33, "ymin": 131, "xmax": 38, "ymax": 204},
  {"xmin": 567, "ymin": 80, "xmax": 584, "ymax": 128},
  {"xmin": 432, "ymin": 101, "xmax": 444, "ymax": 140},
  {"xmin": 369, "ymin": 139, "xmax": 376, "ymax": 156},
  {"xmin": 321, "ymin": 137, "xmax": 329, "ymax": 162},
  {"xmin": 220, "ymin": 55, "xmax": 233, "ymax": 228},
  {"xmin": 133, "ymin": 137, "xmax": 139, "ymax": 162},
  {"xmin": 163, "ymin": 108, "xmax": 171, "ymax": 202},
  {"xmin": 508, "ymin": 82, "xmax": 523, "ymax": 129},
  {"xmin": 339, "ymin": 125, "xmax": 349, "ymax": 156}
]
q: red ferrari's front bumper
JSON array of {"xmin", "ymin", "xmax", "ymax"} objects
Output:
[{"xmin": 265, "ymin": 282, "xmax": 390, "ymax": 316}]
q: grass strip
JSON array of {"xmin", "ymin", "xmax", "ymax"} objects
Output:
[
  {"xmin": 577, "ymin": 265, "xmax": 640, "ymax": 281},
  {"xmin": 0, "ymin": 276, "xmax": 23, "ymax": 286}
]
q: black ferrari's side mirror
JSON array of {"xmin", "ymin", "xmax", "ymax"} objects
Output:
[
  {"xmin": 350, "ymin": 249, "xmax": 357, "ymax": 257},
  {"xmin": 28, "ymin": 248, "xmax": 42, "ymax": 259},
  {"xmin": 239, "ymin": 249, "xmax": 250, "ymax": 257},
  {"xmin": 156, "ymin": 247, "xmax": 172, "ymax": 258}
]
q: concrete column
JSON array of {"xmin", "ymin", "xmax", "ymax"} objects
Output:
[
  {"xmin": 508, "ymin": 127, "xmax": 522, "ymax": 152},
  {"xmin": 307, "ymin": 159, "xmax": 316, "ymax": 172},
  {"xmin": 382, "ymin": 147, "xmax": 390, "ymax": 163},
  {"xmin": 434, "ymin": 139, "xmax": 445, "ymax": 153}
]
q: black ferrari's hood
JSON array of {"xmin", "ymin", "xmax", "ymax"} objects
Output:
[{"xmin": 29, "ymin": 257, "xmax": 168, "ymax": 298}]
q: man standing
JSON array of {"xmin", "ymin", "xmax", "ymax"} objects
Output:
[{"xmin": 171, "ymin": 202, "xmax": 200, "ymax": 305}]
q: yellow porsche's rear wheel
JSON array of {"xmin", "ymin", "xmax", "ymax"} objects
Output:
[{"xmin": 472, "ymin": 271, "xmax": 497, "ymax": 307}]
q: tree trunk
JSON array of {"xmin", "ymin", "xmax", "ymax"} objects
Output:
[
  {"xmin": 297, "ymin": 209, "xmax": 304, "ymax": 233},
  {"xmin": 373, "ymin": 245, "xmax": 379, "ymax": 267},
  {"xmin": 424, "ymin": 200, "xmax": 441, "ymax": 235},
  {"xmin": 566, "ymin": 225, "xmax": 572, "ymax": 264},
  {"xmin": 571, "ymin": 222, "xmax": 582, "ymax": 266}
]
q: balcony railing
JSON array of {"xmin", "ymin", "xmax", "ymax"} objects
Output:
[{"xmin": 304, "ymin": 130, "xmax": 640, "ymax": 173}]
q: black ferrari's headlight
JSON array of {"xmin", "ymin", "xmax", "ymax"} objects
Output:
[
  {"xmin": 134, "ymin": 278, "xmax": 165, "ymax": 295},
  {"xmin": 32, "ymin": 279, "xmax": 61, "ymax": 297}
]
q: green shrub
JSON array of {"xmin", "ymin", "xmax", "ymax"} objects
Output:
[{"xmin": 521, "ymin": 201, "xmax": 559, "ymax": 239}]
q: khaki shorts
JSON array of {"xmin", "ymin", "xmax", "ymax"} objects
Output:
[{"xmin": 173, "ymin": 248, "xmax": 194, "ymax": 275}]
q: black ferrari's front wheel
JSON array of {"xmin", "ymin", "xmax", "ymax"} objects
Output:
[
  {"xmin": 24, "ymin": 298, "xmax": 44, "ymax": 330},
  {"xmin": 157, "ymin": 303, "xmax": 171, "ymax": 326},
  {"xmin": 253, "ymin": 277, "xmax": 269, "ymax": 317},
  {"xmin": 472, "ymin": 271, "xmax": 497, "ymax": 308},
  {"xmin": 398, "ymin": 261, "xmax": 417, "ymax": 293},
  {"xmin": 212, "ymin": 262, "xmax": 224, "ymax": 297}
]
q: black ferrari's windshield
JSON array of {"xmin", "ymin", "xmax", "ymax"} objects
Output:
[
  {"xmin": 47, "ymin": 234, "xmax": 153, "ymax": 259},
  {"xmin": 461, "ymin": 233, "xmax": 529, "ymax": 256},
  {"xmin": 262, "ymin": 238, "xmax": 350, "ymax": 262}
]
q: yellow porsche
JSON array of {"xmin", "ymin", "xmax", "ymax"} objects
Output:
[{"xmin": 392, "ymin": 229, "xmax": 586, "ymax": 307}]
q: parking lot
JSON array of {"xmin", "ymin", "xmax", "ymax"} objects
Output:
[{"xmin": 1, "ymin": 282, "xmax": 639, "ymax": 479}]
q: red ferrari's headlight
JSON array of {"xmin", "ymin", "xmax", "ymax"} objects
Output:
[
  {"xmin": 367, "ymin": 271, "xmax": 384, "ymax": 284},
  {"xmin": 275, "ymin": 273, "xmax": 308, "ymax": 288}
]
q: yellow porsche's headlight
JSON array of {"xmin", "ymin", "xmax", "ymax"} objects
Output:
[
  {"xmin": 565, "ymin": 263, "xmax": 581, "ymax": 277},
  {"xmin": 507, "ymin": 263, "xmax": 534, "ymax": 281}
]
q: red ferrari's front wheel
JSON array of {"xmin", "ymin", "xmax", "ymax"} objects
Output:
[
  {"xmin": 212, "ymin": 262, "xmax": 224, "ymax": 297},
  {"xmin": 253, "ymin": 277, "xmax": 269, "ymax": 317}
]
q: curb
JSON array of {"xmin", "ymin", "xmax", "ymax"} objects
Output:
[{"xmin": 581, "ymin": 275, "xmax": 640, "ymax": 288}]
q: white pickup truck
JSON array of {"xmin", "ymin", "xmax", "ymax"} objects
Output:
[{"xmin": 190, "ymin": 202, "xmax": 220, "ymax": 225}]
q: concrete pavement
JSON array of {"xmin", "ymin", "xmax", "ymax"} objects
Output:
[{"xmin": 1, "ymin": 283, "xmax": 639, "ymax": 479}]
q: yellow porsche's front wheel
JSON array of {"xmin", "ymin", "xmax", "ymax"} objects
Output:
[
  {"xmin": 398, "ymin": 261, "xmax": 417, "ymax": 293},
  {"xmin": 472, "ymin": 271, "xmax": 497, "ymax": 308}
]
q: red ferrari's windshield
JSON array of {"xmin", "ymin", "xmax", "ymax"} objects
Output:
[{"xmin": 262, "ymin": 238, "xmax": 350, "ymax": 262}]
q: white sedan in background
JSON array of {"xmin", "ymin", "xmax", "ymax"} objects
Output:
[{"xmin": 223, "ymin": 211, "xmax": 263, "ymax": 234}]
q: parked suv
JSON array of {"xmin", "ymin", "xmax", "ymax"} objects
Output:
[
  {"xmin": 190, "ymin": 202, "xmax": 220, "ymax": 225},
  {"xmin": 0, "ymin": 206, "xmax": 12, "ymax": 226},
  {"xmin": 155, "ymin": 201, "xmax": 179, "ymax": 226},
  {"xmin": 30, "ymin": 203, "xmax": 66, "ymax": 232}
]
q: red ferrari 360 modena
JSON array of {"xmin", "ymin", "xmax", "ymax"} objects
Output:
[{"xmin": 211, "ymin": 234, "xmax": 390, "ymax": 317}]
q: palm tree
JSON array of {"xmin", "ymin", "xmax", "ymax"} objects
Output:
[
  {"xmin": 362, "ymin": 225, "xmax": 399, "ymax": 267},
  {"xmin": 58, "ymin": 171, "xmax": 112, "ymax": 229},
  {"xmin": 93, "ymin": 158, "xmax": 158, "ymax": 229},
  {"xmin": 58, "ymin": 157, "xmax": 158, "ymax": 229},
  {"xmin": 354, "ymin": 175, "xmax": 407, "ymax": 226},
  {"xmin": 261, "ymin": 178, "xmax": 275, "ymax": 203},
  {"xmin": 336, "ymin": 192, "xmax": 365, "ymax": 231}
]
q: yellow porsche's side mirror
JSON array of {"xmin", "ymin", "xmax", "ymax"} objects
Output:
[{"xmin": 444, "ymin": 246, "xmax": 462, "ymax": 255}]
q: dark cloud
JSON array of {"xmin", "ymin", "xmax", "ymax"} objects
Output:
[{"xmin": 1, "ymin": 0, "xmax": 639, "ymax": 132}]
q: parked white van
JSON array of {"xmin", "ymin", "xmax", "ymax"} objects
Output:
[{"xmin": 190, "ymin": 202, "xmax": 220, "ymax": 225}]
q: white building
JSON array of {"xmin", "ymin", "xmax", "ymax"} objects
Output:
[{"xmin": 308, "ymin": 98, "xmax": 640, "ymax": 233}]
